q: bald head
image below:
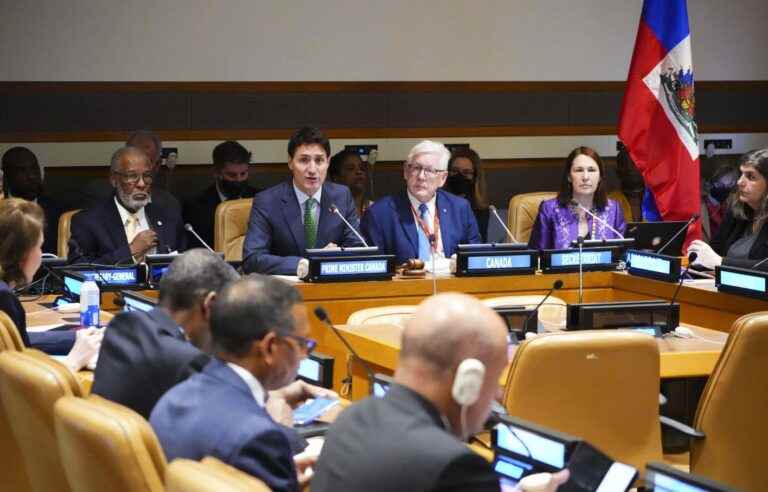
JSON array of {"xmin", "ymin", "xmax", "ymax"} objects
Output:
[{"xmin": 400, "ymin": 293, "xmax": 507, "ymax": 376}]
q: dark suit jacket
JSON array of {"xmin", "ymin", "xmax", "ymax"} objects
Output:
[
  {"xmin": 68, "ymin": 196, "xmax": 186, "ymax": 265},
  {"xmin": 242, "ymin": 180, "xmax": 363, "ymax": 274},
  {"xmin": 0, "ymin": 280, "xmax": 75, "ymax": 355},
  {"xmin": 91, "ymin": 307, "xmax": 208, "ymax": 418},
  {"xmin": 312, "ymin": 383, "xmax": 500, "ymax": 492},
  {"xmin": 711, "ymin": 209, "xmax": 768, "ymax": 271},
  {"xmin": 182, "ymin": 183, "xmax": 258, "ymax": 249},
  {"xmin": 150, "ymin": 359, "xmax": 299, "ymax": 492},
  {"xmin": 37, "ymin": 194, "xmax": 62, "ymax": 255},
  {"xmin": 361, "ymin": 189, "xmax": 481, "ymax": 264}
]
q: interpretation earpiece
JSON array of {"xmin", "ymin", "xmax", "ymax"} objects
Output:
[{"xmin": 451, "ymin": 358, "xmax": 485, "ymax": 407}]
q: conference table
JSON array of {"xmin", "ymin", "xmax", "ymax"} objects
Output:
[
  {"xmin": 294, "ymin": 271, "xmax": 764, "ymax": 398},
  {"xmin": 26, "ymin": 269, "xmax": 768, "ymax": 399}
]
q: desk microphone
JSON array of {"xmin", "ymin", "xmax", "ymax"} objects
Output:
[
  {"xmin": 488, "ymin": 205, "xmax": 520, "ymax": 243},
  {"xmin": 329, "ymin": 204, "xmax": 369, "ymax": 247},
  {"xmin": 570, "ymin": 200, "xmax": 625, "ymax": 238},
  {"xmin": 521, "ymin": 279, "xmax": 563, "ymax": 338},
  {"xmin": 576, "ymin": 235, "xmax": 585, "ymax": 303},
  {"xmin": 314, "ymin": 307, "xmax": 376, "ymax": 386},
  {"xmin": 750, "ymin": 255, "xmax": 768, "ymax": 271},
  {"xmin": 184, "ymin": 223, "xmax": 216, "ymax": 253},
  {"xmin": 667, "ymin": 252, "xmax": 697, "ymax": 333},
  {"xmin": 657, "ymin": 214, "xmax": 699, "ymax": 254}
]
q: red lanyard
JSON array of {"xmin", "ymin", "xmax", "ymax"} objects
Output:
[{"xmin": 411, "ymin": 203, "xmax": 440, "ymax": 251}]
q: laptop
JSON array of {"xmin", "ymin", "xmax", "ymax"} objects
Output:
[{"xmin": 625, "ymin": 221, "xmax": 688, "ymax": 256}]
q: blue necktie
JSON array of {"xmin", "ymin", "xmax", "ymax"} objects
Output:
[{"xmin": 417, "ymin": 203, "xmax": 432, "ymax": 261}]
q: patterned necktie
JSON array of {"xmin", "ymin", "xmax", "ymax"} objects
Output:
[
  {"xmin": 304, "ymin": 198, "xmax": 318, "ymax": 249},
  {"xmin": 417, "ymin": 203, "xmax": 432, "ymax": 261},
  {"xmin": 125, "ymin": 214, "xmax": 140, "ymax": 243}
]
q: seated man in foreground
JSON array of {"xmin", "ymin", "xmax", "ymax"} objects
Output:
[
  {"xmin": 242, "ymin": 126, "xmax": 363, "ymax": 275},
  {"xmin": 361, "ymin": 140, "xmax": 480, "ymax": 265},
  {"xmin": 150, "ymin": 275, "xmax": 334, "ymax": 492},
  {"xmin": 312, "ymin": 293, "xmax": 513, "ymax": 491},
  {"xmin": 92, "ymin": 249, "xmax": 239, "ymax": 418}
]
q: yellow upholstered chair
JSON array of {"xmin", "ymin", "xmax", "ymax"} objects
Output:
[
  {"xmin": 685, "ymin": 312, "xmax": 768, "ymax": 491},
  {"xmin": 482, "ymin": 295, "xmax": 567, "ymax": 331},
  {"xmin": 214, "ymin": 198, "xmax": 253, "ymax": 261},
  {"xmin": 608, "ymin": 190, "xmax": 633, "ymax": 224},
  {"xmin": 166, "ymin": 457, "xmax": 272, "ymax": 492},
  {"xmin": 54, "ymin": 395, "xmax": 167, "ymax": 492},
  {"xmin": 58, "ymin": 209, "xmax": 81, "ymax": 258},
  {"xmin": 503, "ymin": 330, "xmax": 662, "ymax": 474},
  {"xmin": 0, "ymin": 310, "xmax": 25, "ymax": 351},
  {"xmin": 0, "ymin": 349, "xmax": 83, "ymax": 492},
  {"xmin": 346, "ymin": 305, "xmax": 418, "ymax": 327},
  {"xmin": 506, "ymin": 192, "xmax": 557, "ymax": 244},
  {"xmin": 0, "ymin": 313, "xmax": 32, "ymax": 492}
]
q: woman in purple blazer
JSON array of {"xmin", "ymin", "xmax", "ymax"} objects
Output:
[{"xmin": 529, "ymin": 146, "xmax": 626, "ymax": 250}]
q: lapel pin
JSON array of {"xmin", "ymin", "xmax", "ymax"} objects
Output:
[{"xmin": 157, "ymin": 220, "xmax": 163, "ymax": 226}]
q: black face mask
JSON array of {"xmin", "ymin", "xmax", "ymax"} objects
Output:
[
  {"xmin": 710, "ymin": 177, "xmax": 737, "ymax": 203},
  {"xmin": 219, "ymin": 179, "xmax": 248, "ymax": 199},
  {"xmin": 445, "ymin": 174, "xmax": 474, "ymax": 198}
]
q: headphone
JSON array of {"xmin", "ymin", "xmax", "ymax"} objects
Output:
[{"xmin": 451, "ymin": 358, "xmax": 486, "ymax": 407}]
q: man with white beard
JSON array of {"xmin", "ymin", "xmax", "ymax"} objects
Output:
[{"xmin": 69, "ymin": 146, "xmax": 187, "ymax": 265}]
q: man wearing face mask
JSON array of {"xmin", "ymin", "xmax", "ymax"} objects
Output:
[
  {"xmin": 1, "ymin": 147, "xmax": 62, "ymax": 254},
  {"xmin": 183, "ymin": 141, "xmax": 260, "ymax": 249}
]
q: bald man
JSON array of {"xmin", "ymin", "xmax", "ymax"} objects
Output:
[{"xmin": 312, "ymin": 293, "xmax": 508, "ymax": 491}]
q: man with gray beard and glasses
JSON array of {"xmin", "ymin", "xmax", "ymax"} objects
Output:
[{"xmin": 69, "ymin": 146, "xmax": 187, "ymax": 265}]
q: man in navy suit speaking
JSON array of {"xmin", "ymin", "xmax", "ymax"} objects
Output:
[
  {"xmin": 243, "ymin": 127, "xmax": 364, "ymax": 275},
  {"xmin": 69, "ymin": 146, "xmax": 186, "ymax": 265},
  {"xmin": 361, "ymin": 140, "xmax": 480, "ymax": 265}
]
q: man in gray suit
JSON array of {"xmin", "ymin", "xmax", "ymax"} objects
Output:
[{"xmin": 312, "ymin": 293, "xmax": 510, "ymax": 491}]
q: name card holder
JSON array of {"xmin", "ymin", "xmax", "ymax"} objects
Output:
[
  {"xmin": 626, "ymin": 249, "xmax": 682, "ymax": 283},
  {"xmin": 65, "ymin": 265, "xmax": 145, "ymax": 291},
  {"xmin": 715, "ymin": 265, "xmax": 768, "ymax": 299},
  {"xmin": 540, "ymin": 247, "xmax": 620, "ymax": 273},
  {"xmin": 304, "ymin": 251, "xmax": 396, "ymax": 283},
  {"xmin": 455, "ymin": 244, "xmax": 537, "ymax": 276}
]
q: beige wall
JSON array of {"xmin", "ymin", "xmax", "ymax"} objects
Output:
[{"xmin": 2, "ymin": 1, "xmax": 767, "ymax": 81}]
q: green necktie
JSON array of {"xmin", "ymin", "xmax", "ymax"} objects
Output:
[{"xmin": 304, "ymin": 198, "xmax": 317, "ymax": 249}]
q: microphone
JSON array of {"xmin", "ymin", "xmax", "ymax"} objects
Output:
[
  {"xmin": 329, "ymin": 204, "xmax": 369, "ymax": 247},
  {"xmin": 520, "ymin": 280, "xmax": 563, "ymax": 339},
  {"xmin": 751, "ymin": 256, "xmax": 768, "ymax": 270},
  {"xmin": 314, "ymin": 306, "xmax": 376, "ymax": 386},
  {"xmin": 576, "ymin": 235, "xmax": 585, "ymax": 303},
  {"xmin": 668, "ymin": 251, "xmax": 697, "ymax": 334},
  {"xmin": 657, "ymin": 214, "xmax": 699, "ymax": 254},
  {"xmin": 488, "ymin": 205, "xmax": 520, "ymax": 243},
  {"xmin": 570, "ymin": 200, "xmax": 624, "ymax": 239},
  {"xmin": 184, "ymin": 223, "xmax": 216, "ymax": 253}
]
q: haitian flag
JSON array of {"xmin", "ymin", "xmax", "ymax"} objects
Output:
[{"xmin": 618, "ymin": 0, "xmax": 701, "ymax": 246}]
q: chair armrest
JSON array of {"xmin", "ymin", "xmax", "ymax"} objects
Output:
[{"xmin": 660, "ymin": 415, "xmax": 706, "ymax": 438}]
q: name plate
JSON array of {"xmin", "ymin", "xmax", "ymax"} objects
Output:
[
  {"xmin": 66, "ymin": 266, "xmax": 144, "ymax": 290},
  {"xmin": 456, "ymin": 249, "xmax": 537, "ymax": 276},
  {"xmin": 305, "ymin": 254, "xmax": 396, "ymax": 282},
  {"xmin": 715, "ymin": 265, "xmax": 768, "ymax": 299},
  {"xmin": 626, "ymin": 249, "xmax": 681, "ymax": 283},
  {"xmin": 541, "ymin": 247, "xmax": 619, "ymax": 273}
]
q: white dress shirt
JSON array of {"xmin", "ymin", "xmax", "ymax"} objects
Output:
[
  {"xmin": 226, "ymin": 362, "xmax": 267, "ymax": 407},
  {"xmin": 407, "ymin": 191, "xmax": 444, "ymax": 256}
]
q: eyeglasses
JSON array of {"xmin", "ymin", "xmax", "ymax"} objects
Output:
[
  {"xmin": 113, "ymin": 171, "xmax": 154, "ymax": 185},
  {"xmin": 406, "ymin": 164, "xmax": 445, "ymax": 178},
  {"xmin": 282, "ymin": 334, "xmax": 317, "ymax": 354}
]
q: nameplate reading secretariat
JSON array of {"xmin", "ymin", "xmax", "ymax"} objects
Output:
[
  {"xmin": 305, "ymin": 254, "xmax": 396, "ymax": 283},
  {"xmin": 455, "ymin": 250, "xmax": 537, "ymax": 276},
  {"xmin": 626, "ymin": 249, "xmax": 681, "ymax": 283},
  {"xmin": 541, "ymin": 247, "xmax": 619, "ymax": 273}
]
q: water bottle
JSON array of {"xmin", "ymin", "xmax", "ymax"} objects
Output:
[{"xmin": 79, "ymin": 280, "xmax": 100, "ymax": 328}]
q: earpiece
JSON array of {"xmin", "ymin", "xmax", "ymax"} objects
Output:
[{"xmin": 451, "ymin": 358, "xmax": 485, "ymax": 407}]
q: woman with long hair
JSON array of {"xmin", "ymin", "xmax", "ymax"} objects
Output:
[
  {"xmin": 688, "ymin": 148, "xmax": 768, "ymax": 270},
  {"xmin": 0, "ymin": 198, "xmax": 101, "ymax": 371},
  {"xmin": 444, "ymin": 147, "xmax": 492, "ymax": 241},
  {"xmin": 529, "ymin": 146, "xmax": 626, "ymax": 249}
]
